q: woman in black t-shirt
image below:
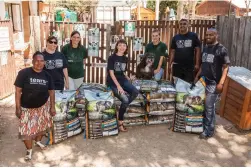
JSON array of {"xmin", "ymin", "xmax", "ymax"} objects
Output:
[
  {"xmin": 42, "ymin": 36, "xmax": 69, "ymax": 90},
  {"xmin": 107, "ymin": 39, "xmax": 139, "ymax": 132},
  {"xmin": 14, "ymin": 51, "xmax": 56, "ymax": 161}
]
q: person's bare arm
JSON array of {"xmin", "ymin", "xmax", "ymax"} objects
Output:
[
  {"xmin": 63, "ymin": 68, "xmax": 69, "ymax": 90},
  {"xmin": 219, "ymin": 64, "xmax": 229, "ymax": 85},
  {"xmin": 48, "ymin": 90, "xmax": 56, "ymax": 116},
  {"xmin": 15, "ymin": 87, "xmax": 22, "ymax": 118},
  {"xmin": 194, "ymin": 67, "xmax": 202, "ymax": 83},
  {"xmin": 154, "ymin": 56, "xmax": 164, "ymax": 74},
  {"xmin": 216, "ymin": 64, "xmax": 229, "ymax": 93},
  {"xmin": 168, "ymin": 49, "xmax": 175, "ymax": 76},
  {"xmin": 109, "ymin": 70, "xmax": 125, "ymax": 94},
  {"xmin": 195, "ymin": 47, "xmax": 201, "ymax": 71}
]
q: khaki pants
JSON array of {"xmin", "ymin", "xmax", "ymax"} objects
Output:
[{"xmin": 68, "ymin": 77, "xmax": 84, "ymax": 90}]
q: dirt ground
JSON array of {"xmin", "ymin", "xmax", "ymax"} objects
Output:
[{"xmin": 0, "ymin": 94, "xmax": 251, "ymax": 167}]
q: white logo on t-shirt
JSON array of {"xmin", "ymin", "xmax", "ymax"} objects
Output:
[
  {"xmin": 55, "ymin": 59, "xmax": 63, "ymax": 68},
  {"xmin": 45, "ymin": 60, "xmax": 56, "ymax": 69},
  {"xmin": 184, "ymin": 40, "xmax": 192, "ymax": 47},
  {"xmin": 202, "ymin": 53, "xmax": 214, "ymax": 63},
  {"xmin": 114, "ymin": 62, "xmax": 126, "ymax": 72},
  {"xmin": 176, "ymin": 40, "xmax": 192, "ymax": 48},
  {"xmin": 45, "ymin": 59, "xmax": 63, "ymax": 69},
  {"xmin": 30, "ymin": 78, "xmax": 47, "ymax": 85}
]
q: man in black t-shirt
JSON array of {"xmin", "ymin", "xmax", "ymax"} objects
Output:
[
  {"xmin": 169, "ymin": 19, "xmax": 201, "ymax": 83},
  {"xmin": 195, "ymin": 28, "xmax": 230, "ymax": 139}
]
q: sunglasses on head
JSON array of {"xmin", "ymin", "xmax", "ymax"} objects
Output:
[{"xmin": 48, "ymin": 40, "xmax": 58, "ymax": 44}]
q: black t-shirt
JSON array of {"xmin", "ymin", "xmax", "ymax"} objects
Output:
[
  {"xmin": 171, "ymin": 32, "xmax": 201, "ymax": 67},
  {"xmin": 14, "ymin": 67, "xmax": 54, "ymax": 108},
  {"xmin": 42, "ymin": 50, "xmax": 68, "ymax": 90},
  {"xmin": 106, "ymin": 54, "xmax": 128, "ymax": 86},
  {"xmin": 201, "ymin": 43, "xmax": 230, "ymax": 84}
]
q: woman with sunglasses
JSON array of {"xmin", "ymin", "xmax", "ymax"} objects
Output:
[
  {"xmin": 42, "ymin": 36, "xmax": 69, "ymax": 90},
  {"xmin": 61, "ymin": 31, "xmax": 88, "ymax": 90},
  {"xmin": 14, "ymin": 51, "xmax": 55, "ymax": 161},
  {"xmin": 106, "ymin": 39, "xmax": 139, "ymax": 132}
]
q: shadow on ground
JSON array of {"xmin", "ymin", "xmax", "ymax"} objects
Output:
[{"xmin": 1, "ymin": 95, "xmax": 251, "ymax": 167}]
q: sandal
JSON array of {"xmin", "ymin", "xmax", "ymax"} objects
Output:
[
  {"xmin": 35, "ymin": 141, "xmax": 47, "ymax": 150},
  {"xmin": 119, "ymin": 123, "xmax": 128, "ymax": 132},
  {"xmin": 24, "ymin": 149, "xmax": 32, "ymax": 161}
]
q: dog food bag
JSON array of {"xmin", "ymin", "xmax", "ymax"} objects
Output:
[
  {"xmin": 173, "ymin": 77, "xmax": 205, "ymax": 134},
  {"xmin": 67, "ymin": 117, "xmax": 82, "ymax": 137},
  {"xmin": 149, "ymin": 102, "xmax": 175, "ymax": 116},
  {"xmin": 84, "ymin": 90, "xmax": 115, "ymax": 115},
  {"xmin": 132, "ymin": 80, "xmax": 158, "ymax": 92},
  {"xmin": 150, "ymin": 80, "xmax": 176, "ymax": 102},
  {"xmin": 89, "ymin": 118, "xmax": 118, "ymax": 139},
  {"xmin": 175, "ymin": 78, "xmax": 205, "ymax": 114},
  {"xmin": 53, "ymin": 120, "xmax": 68, "ymax": 143},
  {"xmin": 123, "ymin": 116, "xmax": 146, "ymax": 126},
  {"xmin": 148, "ymin": 115, "xmax": 173, "ymax": 125},
  {"xmin": 114, "ymin": 93, "xmax": 146, "ymax": 106},
  {"xmin": 54, "ymin": 90, "xmax": 76, "ymax": 122}
]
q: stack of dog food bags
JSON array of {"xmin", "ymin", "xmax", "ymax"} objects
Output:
[
  {"xmin": 119, "ymin": 93, "xmax": 147, "ymax": 126},
  {"xmin": 174, "ymin": 78, "xmax": 205, "ymax": 133},
  {"xmin": 75, "ymin": 83, "xmax": 107, "ymax": 133},
  {"xmin": 132, "ymin": 79, "xmax": 158, "ymax": 92},
  {"xmin": 65, "ymin": 91, "xmax": 82, "ymax": 138},
  {"xmin": 85, "ymin": 89, "xmax": 118, "ymax": 139},
  {"xmin": 148, "ymin": 80, "xmax": 176, "ymax": 124},
  {"xmin": 53, "ymin": 90, "xmax": 76, "ymax": 143}
]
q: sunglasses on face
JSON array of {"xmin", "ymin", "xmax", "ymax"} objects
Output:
[{"xmin": 48, "ymin": 40, "xmax": 58, "ymax": 45}]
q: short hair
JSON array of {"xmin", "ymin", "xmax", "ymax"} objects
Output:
[
  {"xmin": 207, "ymin": 27, "xmax": 218, "ymax": 34},
  {"xmin": 47, "ymin": 36, "xmax": 58, "ymax": 43},
  {"xmin": 152, "ymin": 29, "xmax": 160, "ymax": 35},
  {"xmin": 179, "ymin": 18, "xmax": 189, "ymax": 23},
  {"xmin": 32, "ymin": 51, "xmax": 44, "ymax": 59},
  {"xmin": 113, "ymin": 39, "xmax": 128, "ymax": 55}
]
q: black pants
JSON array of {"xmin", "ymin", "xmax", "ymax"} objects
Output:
[{"xmin": 172, "ymin": 64, "xmax": 194, "ymax": 83}]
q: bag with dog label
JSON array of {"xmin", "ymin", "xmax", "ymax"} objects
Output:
[{"xmin": 173, "ymin": 77, "xmax": 205, "ymax": 133}]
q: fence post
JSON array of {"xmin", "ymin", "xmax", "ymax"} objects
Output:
[
  {"xmin": 30, "ymin": 16, "xmax": 41, "ymax": 53},
  {"xmin": 106, "ymin": 24, "xmax": 111, "ymax": 59},
  {"xmin": 114, "ymin": 21, "xmax": 122, "ymax": 35}
]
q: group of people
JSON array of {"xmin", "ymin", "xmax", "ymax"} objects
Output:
[{"xmin": 14, "ymin": 18, "xmax": 230, "ymax": 161}]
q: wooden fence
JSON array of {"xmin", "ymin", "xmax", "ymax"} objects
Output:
[
  {"xmin": 40, "ymin": 19, "xmax": 215, "ymax": 84},
  {"xmin": 115, "ymin": 20, "xmax": 216, "ymax": 79},
  {"xmin": 0, "ymin": 20, "xmax": 15, "ymax": 99},
  {"xmin": 217, "ymin": 16, "xmax": 251, "ymax": 70}
]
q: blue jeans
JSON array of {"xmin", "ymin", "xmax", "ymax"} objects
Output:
[
  {"xmin": 154, "ymin": 68, "xmax": 164, "ymax": 81},
  {"xmin": 109, "ymin": 79, "xmax": 139, "ymax": 120},
  {"xmin": 203, "ymin": 78, "xmax": 220, "ymax": 137}
]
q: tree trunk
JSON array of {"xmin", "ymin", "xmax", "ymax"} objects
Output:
[
  {"xmin": 177, "ymin": 1, "xmax": 184, "ymax": 20},
  {"xmin": 191, "ymin": 1, "xmax": 197, "ymax": 19},
  {"xmin": 155, "ymin": 0, "xmax": 159, "ymax": 20}
]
